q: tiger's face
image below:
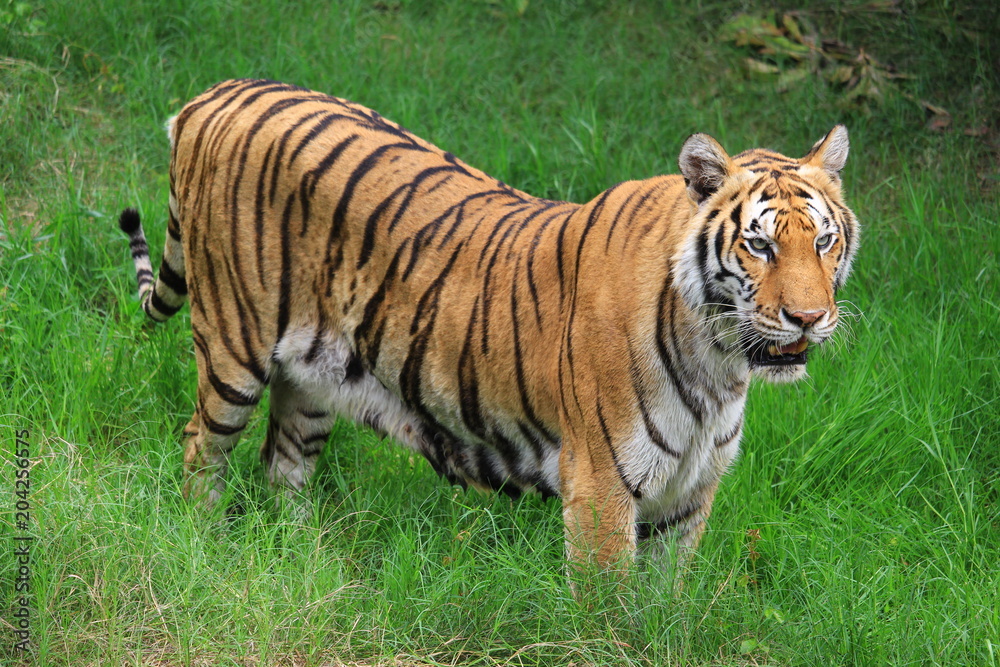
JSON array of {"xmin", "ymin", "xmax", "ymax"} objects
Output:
[{"xmin": 676, "ymin": 126, "xmax": 858, "ymax": 383}]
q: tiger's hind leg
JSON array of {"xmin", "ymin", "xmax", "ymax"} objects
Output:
[
  {"xmin": 183, "ymin": 329, "xmax": 267, "ymax": 507},
  {"xmin": 260, "ymin": 370, "xmax": 336, "ymax": 508}
]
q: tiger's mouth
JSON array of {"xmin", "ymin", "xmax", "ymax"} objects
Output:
[{"xmin": 747, "ymin": 336, "xmax": 809, "ymax": 367}]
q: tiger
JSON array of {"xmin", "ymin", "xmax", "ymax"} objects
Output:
[{"xmin": 119, "ymin": 79, "xmax": 858, "ymax": 569}]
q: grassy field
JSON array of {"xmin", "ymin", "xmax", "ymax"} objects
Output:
[{"xmin": 2, "ymin": 0, "xmax": 998, "ymax": 665}]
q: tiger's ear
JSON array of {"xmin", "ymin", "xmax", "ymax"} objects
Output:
[
  {"xmin": 679, "ymin": 133, "xmax": 733, "ymax": 205},
  {"xmin": 803, "ymin": 125, "xmax": 849, "ymax": 178}
]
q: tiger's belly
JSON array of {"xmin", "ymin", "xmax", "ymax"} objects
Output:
[
  {"xmin": 273, "ymin": 324, "xmax": 743, "ymax": 519},
  {"xmin": 273, "ymin": 326, "xmax": 563, "ymax": 498}
]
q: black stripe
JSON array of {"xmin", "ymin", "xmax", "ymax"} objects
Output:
[
  {"xmin": 354, "ymin": 239, "xmax": 408, "ymax": 365},
  {"xmin": 224, "ymin": 98, "xmax": 317, "ymax": 303},
  {"xmin": 714, "ymin": 223, "xmax": 727, "ymax": 269},
  {"xmin": 192, "ymin": 331, "xmax": 260, "ymax": 407},
  {"xmin": 619, "ymin": 184, "xmax": 664, "ymax": 249},
  {"xmin": 603, "ymin": 187, "xmax": 640, "ymax": 252},
  {"xmin": 554, "ymin": 213, "xmax": 572, "ymax": 303},
  {"xmin": 295, "ymin": 133, "xmax": 363, "ymax": 237},
  {"xmin": 363, "ymin": 317, "xmax": 387, "ymax": 371},
  {"xmin": 636, "ymin": 502, "xmax": 702, "ymax": 541},
  {"xmin": 358, "ymin": 107, "xmax": 421, "ymax": 143},
  {"xmin": 326, "ymin": 142, "xmax": 429, "ymax": 260},
  {"xmin": 478, "ymin": 204, "xmax": 547, "ymax": 353},
  {"xmin": 669, "ymin": 287, "xmax": 722, "ymax": 408},
  {"xmin": 398, "ymin": 243, "xmax": 465, "ymax": 433},
  {"xmin": 714, "ymin": 209, "xmax": 741, "ymax": 287},
  {"xmin": 595, "ymin": 400, "xmax": 641, "ymax": 499},
  {"xmin": 474, "ymin": 446, "xmax": 519, "ymax": 498},
  {"xmin": 408, "ymin": 240, "xmax": 464, "ymax": 336},
  {"xmin": 254, "ymin": 139, "xmax": 276, "ymax": 286},
  {"xmin": 516, "ymin": 422, "xmax": 546, "ymax": 462},
  {"xmin": 457, "ymin": 296, "xmax": 487, "ymax": 439},
  {"xmin": 279, "ymin": 426, "xmax": 305, "ymax": 452},
  {"xmin": 221, "ymin": 253, "xmax": 265, "ymax": 366},
  {"xmin": 373, "ymin": 167, "xmax": 474, "ymax": 277},
  {"xmin": 178, "ymin": 81, "xmax": 272, "ymax": 194},
  {"xmin": 267, "ymin": 110, "xmax": 326, "ymax": 206},
  {"xmin": 562, "ymin": 186, "xmax": 619, "ymax": 383},
  {"xmin": 475, "ymin": 204, "xmax": 534, "ymax": 270},
  {"xmin": 288, "ymin": 112, "xmax": 353, "ymax": 166},
  {"xmin": 715, "ymin": 416, "xmax": 743, "ymax": 448},
  {"xmin": 654, "ymin": 275, "xmax": 705, "ymax": 423},
  {"xmin": 627, "ymin": 343, "xmax": 681, "ymax": 458},
  {"xmin": 299, "ymin": 430, "xmax": 330, "ymax": 453},
  {"xmin": 572, "ymin": 185, "xmax": 620, "ymax": 278},
  {"xmin": 696, "ymin": 223, "xmax": 712, "ymax": 306},
  {"xmin": 525, "ymin": 208, "xmax": 568, "ymax": 328},
  {"xmin": 820, "ymin": 189, "xmax": 852, "ymax": 253},
  {"xmin": 129, "ymin": 237, "xmax": 149, "ymax": 257},
  {"xmin": 223, "ymin": 94, "xmax": 315, "ymax": 205},
  {"xmin": 150, "ymin": 290, "xmax": 182, "ymax": 317},
  {"xmin": 730, "ymin": 201, "xmax": 744, "ymax": 246},
  {"xmin": 266, "ymin": 426, "xmax": 298, "ymax": 463},
  {"xmin": 489, "ymin": 429, "xmax": 520, "ymax": 471},
  {"xmin": 167, "ymin": 217, "xmax": 182, "ymax": 242},
  {"xmin": 201, "ymin": 410, "xmax": 246, "ymax": 437},
  {"xmin": 200, "ymin": 261, "xmax": 269, "ymax": 385},
  {"xmin": 384, "ymin": 165, "xmax": 460, "ymax": 234},
  {"xmin": 509, "ymin": 266, "xmax": 559, "ymax": 445},
  {"xmin": 437, "ymin": 190, "xmax": 513, "ymax": 249},
  {"xmin": 158, "ymin": 259, "xmax": 188, "ymax": 295},
  {"xmin": 207, "ymin": 369, "xmax": 259, "ymax": 407},
  {"xmin": 276, "ymin": 192, "xmax": 296, "ymax": 343},
  {"xmin": 343, "ymin": 352, "xmax": 364, "ymax": 382},
  {"xmin": 303, "ymin": 332, "xmax": 324, "ymax": 367},
  {"xmin": 356, "ymin": 181, "xmax": 417, "ymax": 269}
]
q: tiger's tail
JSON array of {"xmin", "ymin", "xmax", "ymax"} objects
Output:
[{"xmin": 118, "ymin": 207, "xmax": 188, "ymax": 322}]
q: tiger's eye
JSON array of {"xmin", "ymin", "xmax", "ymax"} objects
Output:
[
  {"xmin": 749, "ymin": 237, "xmax": 769, "ymax": 251},
  {"xmin": 816, "ymin": 233, "xmax": 832, "ymax": 249}
]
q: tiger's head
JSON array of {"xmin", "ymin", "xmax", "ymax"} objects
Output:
[{"xmin": 674, "ymin": 126, "xmax": 859, "ymax": 383}]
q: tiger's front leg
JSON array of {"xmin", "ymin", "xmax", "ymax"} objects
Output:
[
  {"xmin": 558, "ymin": 427, "xmax": 639, "ymax": 572},
  {"xmin": 637, "ymin": 479, "xmax": 721, "ymax": 577}
]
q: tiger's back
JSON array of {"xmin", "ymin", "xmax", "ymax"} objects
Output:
[{"xmin": 121, "ymin": 78, "xmax": 858, "ymax": 568}]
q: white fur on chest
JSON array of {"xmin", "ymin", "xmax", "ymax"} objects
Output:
[
  {"xmin": 619, "ymin": 337, "xmax": 748, "ymax": 523},
  {"xmin": 630, "ymin": 394, "xmax": 745, "ymax": 522}
]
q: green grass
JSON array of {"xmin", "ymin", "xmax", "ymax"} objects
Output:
[{"xmin": 2, "ymin": 0, "xmax": 998, "ymax": 664}]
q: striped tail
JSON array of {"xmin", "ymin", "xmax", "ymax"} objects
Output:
[{"xmin": 118, "ymin": 208, "xmax": 188, "ymax": 322}]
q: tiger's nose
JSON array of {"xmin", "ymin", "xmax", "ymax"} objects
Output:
[{"xmin": 783, "ymin": 309, "xmax": 827, "ymax": 328}]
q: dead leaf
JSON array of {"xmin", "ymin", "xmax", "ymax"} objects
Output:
[
  {"xmin": 926, "ymin": 114, "xmax": 952, "ymax": 132},
  {"xmin": 919, "ymin": 99, "xmax": 950, "ymax": 117},
  {"xmin": 744, "ymin": 57, "xmax": 781, "ymax": 76},
  {"xmin": 776, "ymin": 66, "xmax": 811, "ymax": 92}
]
